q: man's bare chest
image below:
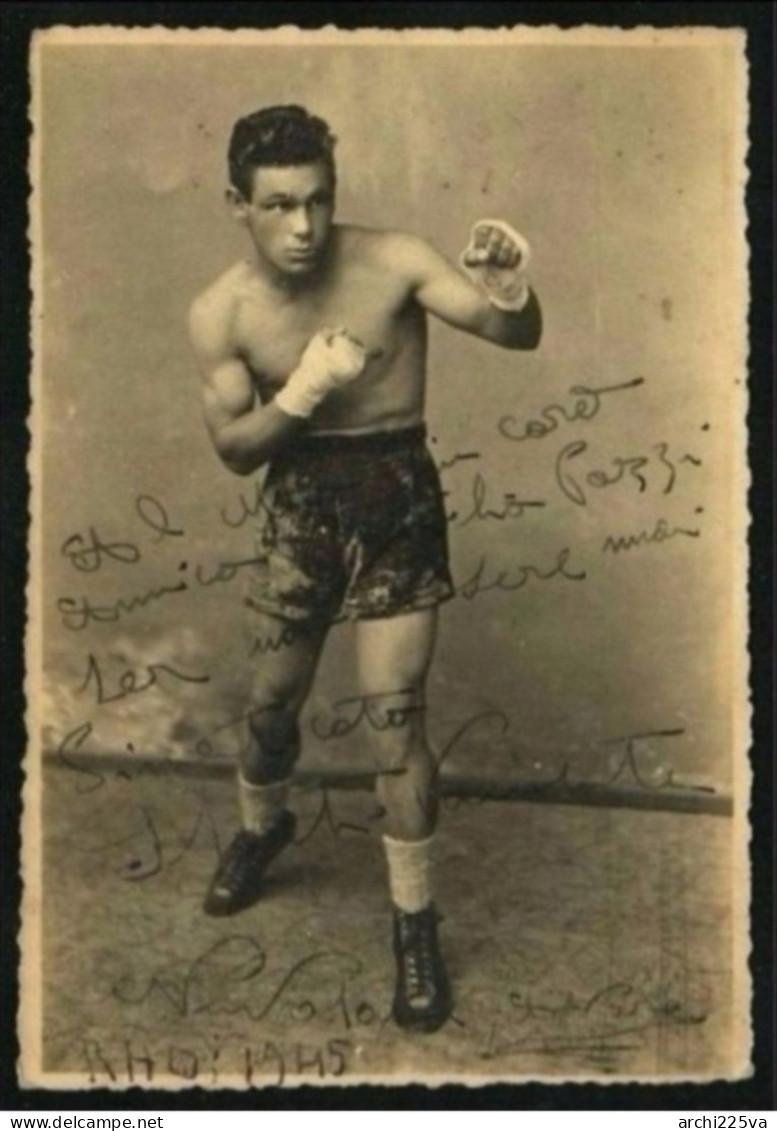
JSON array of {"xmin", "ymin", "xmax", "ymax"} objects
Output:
[{"xmin": 233, "ymin": 276, "xmax": 411, "ymax": 385}]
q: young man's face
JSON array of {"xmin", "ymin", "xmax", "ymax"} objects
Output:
[{"xmin": 238, "ymin": 161, "xmax": 335, "ymax": 278}]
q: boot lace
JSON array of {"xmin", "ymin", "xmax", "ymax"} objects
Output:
[{"xmin": 398, "ymin": 914, "xmax": 437, "ymax": 1006}]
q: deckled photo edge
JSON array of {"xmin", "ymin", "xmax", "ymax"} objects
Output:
[
  {"xmin": 730, "ymin": 26, "xmax": 755, "ymax": 1083},
  {"xmin": 28, "ymin": 24, "xmax": 747, "ymax": 48},
  {"xmin": 18, "ymin": 27, "xmax": 46, "ymax": 1090}
]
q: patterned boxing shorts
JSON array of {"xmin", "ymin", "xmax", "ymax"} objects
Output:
[{"xmin": 244, "ymin": 425, "xmax": 454, "ymax": 624}]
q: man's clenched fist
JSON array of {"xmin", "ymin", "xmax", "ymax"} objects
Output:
[
  {"xmin": 304, "ymin": 327, "xmax": 369, "ymax": 386},
  {"xmin": 460, "ymin": 219, "xmax": 532, "ymax": 311},
  {"xmin": 275, "ymin": 326, "xmax": 370, "ymax": 419}
]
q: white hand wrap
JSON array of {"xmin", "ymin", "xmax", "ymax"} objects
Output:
[
  {"xmin": 460, "ymin": 219, "xmax": 532, "ymax": 312},
  {"xmin": 275, "ymin": 329, "xmax": 368, "ymax": 419}
]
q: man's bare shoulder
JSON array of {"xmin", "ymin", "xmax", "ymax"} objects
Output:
[
  {"xmin": 188, "ymin": 262, "xmax": 255, "ymax": 353},
  {"xmin": 190, "ymin": 262, "xmax": 253, "ymax": 320},
  {"xmin": 340, "ymin": 225, "xmax": 442, "ymax": 282}
]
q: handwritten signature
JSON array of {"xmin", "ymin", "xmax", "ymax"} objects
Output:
[
  {"xmin": 111, "ymin": 934, "xmax": 371, "ymax": 1028},
  {"xmin": 480, "ymin": 974, "xmax": 708, "ymax": 1060}
]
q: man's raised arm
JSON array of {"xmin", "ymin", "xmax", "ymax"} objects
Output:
[
  {"xmin": 189, "ymin": 293, "xmax": 371, "ymax": 476},
  {"xmin": 188, "ymin": 293, "xmax": 302, "ymax": 476},
  {"xmin": 393, "ymin": 225, "xmax": 542, "ymax": 351}
]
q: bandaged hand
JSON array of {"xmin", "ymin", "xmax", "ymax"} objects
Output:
[
  {"xmin": 275, "ymin": 327, "xmax": 369, "ymax": 419},
  {"xmin": 460, "ymin": 219, "xmax": 532, "ymax": 312}
]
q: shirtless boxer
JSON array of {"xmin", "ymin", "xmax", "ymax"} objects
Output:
[{"xmin": 188, "ymin": 105, "xmax": 542, "ymax": 1033}]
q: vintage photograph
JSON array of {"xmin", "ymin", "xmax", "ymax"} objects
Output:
[{"xmin": 22, "ymin": 24, "xmax": 750, "ymax": 1087}]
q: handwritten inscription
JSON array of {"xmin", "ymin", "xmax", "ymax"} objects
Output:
[
  {"xmin": 498, "ymin": 377, "xmax": 645, "ymax": 443},
  {"xmin": 76, "ymin": 653, "xmax": 210, "ymax": 706},
  {"xmin": 57, "ymin": 558, "xmax": 263, "ymax": 631},
  {"xmin": 437, "ymin": 450, "xmax": 481, "ymax": 473},
  {"xmin": 135, "ymin": 495, "xmax": 185, "ymax": 542},
  {"xmin": 57, "ymin": 582, "xmax": 190, "ymax": 631},
  {"xmin": 76, "ymin": 1034, "xmax": 352, "ymax": 1086},
  {"xmin": 555, "ymin": 439, "xmax": 701, "ymax": 507},
  {"xmin": 219, "ymin": 480, "xmax": 265, "ymax": 531},
  {"xmin": 295, "ymin": 786, "xmax": 373, "ymax": 843},
  {"xmin": 60, "ymin": 772, "xmax": 373, "ymax": 883},
  {"xmin": 61, "ymin": 495, "xmax": 185, "ymax": 573},
  {"xmin": 249, "ymin": 621, "xmax": 302, "ymax": 659},
  {"xmin": 194, "ymin": 557, "xmax": 264, "ymax": 589},
  {"xmin": 458, "ymin": 547, "xmax": 586, "ymax": 600},
  {"xmin": 481, "ymin": 974, "xmax": 707, "ymax": 1061},
  {"xmin": 452, "ymin": 472, "xmax": 546, "ymax": 527},
  {"xmin": 602, "ymin": 518, "xmax": 701, "ymax": 554},
  {"xmin": 66, "ymin": 795, "xmax": 213, "ymax": 883},
  {"xmin": 57, "ymin": 721, "xmax": 105, "ymax": 793},
  {"xmin": 61, "ymin": 528, "xmax": 141, "ymax": 573},
  {"xmin": 311, "ymin": 689, "xmax": 425, "ymax": 743},
  {"xmin": 600, "ymin": 728, "xmax": 713, "ymax": 793},
  {"xmin": 112, "ymin": 935, "xmax": 373, "ymax": 1029}
]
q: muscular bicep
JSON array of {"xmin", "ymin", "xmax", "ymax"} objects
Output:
[
  {"xmin": 201, "ymin": 358, "xmax": 256, "ymax": 440},
  {"xmin": 188, "ymin": 297, "xmax": 255, "ymax": 439},
  {"xmin": 188, "ymin": 294, "xmax": 299, "ymax": 474}
]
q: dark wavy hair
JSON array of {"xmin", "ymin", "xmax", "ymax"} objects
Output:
[{"xmin": 228, "ymin": 105, "xmax": 337, "ymax": 199}]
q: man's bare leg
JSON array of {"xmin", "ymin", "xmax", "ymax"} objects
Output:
[
  {"xmin": 355, "ymin": 609, "xmax": 438, "ymax": 839},
  {"xmin": 203, "ymin": 613, "xmax": 328, "ymax": 915},
  {"xmin": 355, "ymin": 609, "xmax": 451, "ymax": 1032},
  {"xmin": 244, "ymin": 613, "xmax": 329, "ymax": 783}
]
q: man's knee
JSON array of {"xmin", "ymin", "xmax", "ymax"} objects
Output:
[
  {"xmin": 369, "ymin": 723, "xmax": 431, "ymax": 780},
  {"xmin": 248, "ymin": 683, "xmax": 302, "ymax": 758},
  {"xmin": 360, "ymin": 687, "xmax": 425, "ymax": 766}
]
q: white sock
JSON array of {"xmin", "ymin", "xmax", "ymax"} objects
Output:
[
  {"xmin": 382, "ymin": 833, "xmax": 434, "ymax": 914},
  {"xmin": 238, "ymin": 775, "xmax": 289, "ymax": 835}
]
